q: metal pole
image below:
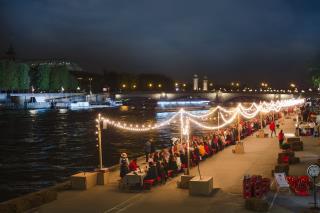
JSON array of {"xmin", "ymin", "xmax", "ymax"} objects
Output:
[
  {"xmin": 97, "ymin": 114, "xmax": 103, "ymax": 170},
  {"xmin": 217, "ymin": 108, "xmax": 220, "ymax": 132},
  {"xmin": 186, "ymin": 119, "xmax": 190, "ymax": 175},
  {"xmin": 260, "ymin": 111, "xmax": 263, "ymax": 130},
  {"xmin": 314, "ymin": 177, "xmax": 318, "ymax": 209},
  {"xmin": 237, "ymin": 113, "xmax": 241, "ymax": 142},
  {"xmin": 273, "ymin": 111, "xmax": 275, "ymax": 122}
]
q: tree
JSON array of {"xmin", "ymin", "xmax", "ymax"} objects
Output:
[
  {"xmin": 36, "ymin": 64, "xmax": 51, "ymax": 91},
  {"xmin": 0, "ymin": 61, "xmax": 5, "ymax": 90},
  {"xmin": 0, "ymin": 60, "xmax": 18, "ymax": 91},
  {"xmin": 49, "ymin": 65, "xmax": 78, "ymax": 91},
  {"xmin": 310, "ymin": 67, "xmax": 320, "ymax": 89},
  {"xmin": 17, "ymin": 63, "xmax": 30, "ymax": 91}
]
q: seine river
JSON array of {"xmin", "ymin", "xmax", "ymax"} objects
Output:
[{"xmin": 0, "ymin": 107, "xmax": 211, "ymax": 202}]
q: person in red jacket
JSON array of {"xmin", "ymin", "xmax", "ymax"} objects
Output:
[
  {"xmin": 269, "ymin": 120, "xmax": 276, "ymax": 137},
  {"xmin": 129, "ymin": 158, "xmax": 139, "ymax": 171},
  {"xmin": 278, "ymin": 130, "xmax": 285, "ymax": 148}
]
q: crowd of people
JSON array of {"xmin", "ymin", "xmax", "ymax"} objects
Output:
[{"xmin": 119, "ymin": 112, "xmax": 281, "ymax": 186}]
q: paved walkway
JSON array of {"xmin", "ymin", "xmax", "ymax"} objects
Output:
[{"xmin": 35, "ymin": 116, "xmax": 304, "ymax": 213}]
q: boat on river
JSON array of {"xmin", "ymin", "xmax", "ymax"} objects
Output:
[
  {"xmin": 68, "ymin": 98, "xmax": 123, "ymax": 110},
  {"xmin": 155, "ymin": 98, "xmax": 212, "ymax": 112}
]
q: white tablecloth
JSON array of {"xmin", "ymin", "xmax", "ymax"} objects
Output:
[{"xmin": 124, "ymin": 171, "xmax": 146, "ymax": 186}]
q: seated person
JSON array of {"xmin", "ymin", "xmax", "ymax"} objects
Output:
[
  {"xmin": 129, "ymin": 158, "xmax": 139, "ymax": 171},
  {"xmin": 168, "ymin": 155, "xmax": 178, "ymax": 172},
  {"xmin": 145, "ymin": 162, "xmax": 158, "ymax": 180}
]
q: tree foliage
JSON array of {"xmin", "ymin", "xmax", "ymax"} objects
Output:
[
  {"xmin": 49, "ymin": 65, "xmax": 78, "ymax": 91},
  {"xmin": 17, "ymin": 63, "xmax": 30, "ymax": 90},
  {"xmin": 0, "ymin": 60, "xmax": 27, "ymax": 91},
  {"xmin": 310, "ymin": 67, "xmax": 320, "ymax": 88},
  {"xmin": 36, "ymin": 64, "xmax": 51, "ymax": 91}
]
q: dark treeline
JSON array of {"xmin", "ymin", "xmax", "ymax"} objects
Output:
[
  {"xmin": 0, "ymin": 59, "xmax": 78, "ymax": 92},
  {"xmin": 0, "ymin": 59, "xmax": 176, "ymax": 93}
]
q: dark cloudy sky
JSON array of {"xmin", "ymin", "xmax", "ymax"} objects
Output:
[{"xmin": 1, "ymin": 0, "xmax": 320, "ymax": 87}]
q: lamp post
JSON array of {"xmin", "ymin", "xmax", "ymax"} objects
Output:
[
  {"xmin": 96, "ymin": 114, "xmax": 103, "ymax": 170},
  {"xmin": 183, "ymin": 116, "xmax": 191, "ymax": 175},
  {"xmin": 260, "ymin": 111, "xmax": 263, "ymax": 129},
  {"xmin": 89, "ymin": 78, "xmax": 93, "ymax": 95},
  {"xmin": 237, "ymin": 112, "xmax": 241, "ymax": 142},
  {"xmin": 217, "ymin": 108, "xmax": 220, "ymax": 132}
]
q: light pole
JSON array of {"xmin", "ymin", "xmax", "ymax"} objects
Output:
[
  {"xmin": 96, "ymin": 114, "xmax": 103, "ymax": 170},
  {"xmin": 237, "ymin": 112, "xmax": 241, "ymax": 142},
  {"xmin": 89, "ymin": 78, "xmax": 93, "ymax": 95}
]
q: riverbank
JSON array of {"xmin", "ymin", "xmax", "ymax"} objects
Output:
[{"xmin": 4, "ymin": 115, "xmax": 300, "ymax": 212}]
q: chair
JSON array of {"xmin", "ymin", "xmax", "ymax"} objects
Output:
[
  {"xmin": 143, "ymin": 179, "xmax": 156, "ymax": 190},
  {"xmin": 167, "ymin": 170, "xmax": 174, "ymax": 178}
]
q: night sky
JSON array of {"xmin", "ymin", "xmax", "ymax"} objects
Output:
[{"xmin": 1, "ymin": 0, "xmax": 320, "ymax": 87}]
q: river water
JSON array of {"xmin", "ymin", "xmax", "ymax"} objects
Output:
[{"xmin": 0, "ymin": 106, "xmax": 213, "ymax": 202}]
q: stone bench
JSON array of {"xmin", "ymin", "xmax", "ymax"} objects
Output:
[
  {"xmin": 71, "ymin": 172, "xmax": 97, "ymax": 190},
  {"xmin": 189, "ymin": 176, "xmax": 213, "ymax": 196}
]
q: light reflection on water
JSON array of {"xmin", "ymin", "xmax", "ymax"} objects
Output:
[{"xmin": 0, "ymin": 107, "xmax": 212, "ymax": 202}]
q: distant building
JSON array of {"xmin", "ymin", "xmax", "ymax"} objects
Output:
[
  {"xmin": 193, "ymin": 74, "xmax": 199, "ymax": 91},
  {"xmin": 26, "ymin": 58, "xmax": 84, "ymax": 72},
  {"xmin": 203, "ymin": 76, "xmax": 208, "ymax": 91}
]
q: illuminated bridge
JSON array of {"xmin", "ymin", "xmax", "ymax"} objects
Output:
[{"xmin": 114, "ymin": 91, "xmax": 303, "ymax": 103}]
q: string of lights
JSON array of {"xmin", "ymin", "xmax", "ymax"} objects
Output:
[
  {"xmin": 188, "ymin": 110, "xmax": 239, "ymax": 130},
  {"xmin": 96, "ymin": 98, "xmax": 304, "ymax": 132}
]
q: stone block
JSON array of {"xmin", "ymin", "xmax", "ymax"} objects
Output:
[
  {"xmin": 41, "ymin": 190, "xmax": 58, "ymax": 203},
  {"xmin": 71, "ymin": 172, "xmax": 97, "ymax": 190},
  {"xmin": 289, "ymin": 157, "xmax": 300, "ymax": 164},
  {"xmin": 178, "ymin": 175, "xmax": 195, "ymax": 189},
  {"xmin": 97, "ymin": 169, "xmax": 110, "ymax": 185},
  {"xmin": 233, "ymin": 142, "xmax": 244, "ymax": 154},
  {"xmin": 291, "ymin": 142, "xmax": 303, "ymax": 151},
  {"xmin": 245, "ymin": 197, "xmax": 269, "ymax": 212},
  {"xmin": 287, "ymin": 137, "xmax": 300, "ymax": 144},
  {"xmin": 189, "ymin": 176, "xmax": 213, "ymax": 196}
]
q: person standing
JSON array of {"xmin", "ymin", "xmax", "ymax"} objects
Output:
[
  {"xmin": 144, "ymin": 140, "xmax": 151, "ymax": 162},
  {"xmin": 278, "ymin": 130, "xmax": 285, "ymax": 148},
  {"xmin": 269, "ymin": 120, "xmax": 276, "ymax": 137},
  {"xmin": 119, "ymin": 153, "xmax": 129, "ymax": 178}
]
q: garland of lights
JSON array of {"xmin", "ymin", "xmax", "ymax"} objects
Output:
[{"xmin": 97, "ymin": 98, "xmax": 304, "ymax": 132}]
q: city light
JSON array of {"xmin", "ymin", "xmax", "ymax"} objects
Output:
[
  {"xmin": 122, "ymin": 84, "xmax": 126, "ymax": 88},
  {"xmin": 132, "ymin": 84, "xmax": 137, "ymax": 89},
  {"xmin": 148, "ymin": 83, "xmax": 153, "ymax": 88},
  {"xmin": 158, "ymin": 84, "xmax": 162, "ymax": 88}
]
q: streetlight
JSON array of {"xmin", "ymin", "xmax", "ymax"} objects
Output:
[
  {"xmin": 158, "ymin": 84, "xmax": 162, "ymax": 88},
  {"xmin": 148, "ymin": 83, "xmax": 153, "ymax": 88},
  {"xmin": 122, "ymin": 84, "xmax": 126, "ymax": 88},
  {"xmin": 89, "ymin": 78, "xmax": 93, "ymax": 95},
  {"xmin": 132, "ymin": 84, "xmax": 137, "ymax": 89},
  {"xmin": 290, "ymin": 83, "xmax": 296, "ymax": 88}
]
